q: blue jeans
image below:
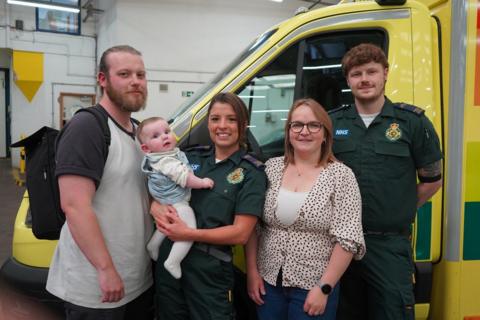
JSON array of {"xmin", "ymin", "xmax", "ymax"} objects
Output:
[{"xmin": 257, "ymin": 282, "xmax": 339, "ymax": 320}]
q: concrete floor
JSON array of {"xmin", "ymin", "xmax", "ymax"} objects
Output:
[{"xmin": 0, "ymin": 158, "xmax": 25, "ymax": 265}]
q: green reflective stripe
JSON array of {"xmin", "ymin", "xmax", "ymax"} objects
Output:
[
  {"xmin": 464, "ymin": 202, "xmax": 480, "ymax": 260},
  {"xmin": 415, "ymin": 203, "xmax": 432, "ymax": 260}
]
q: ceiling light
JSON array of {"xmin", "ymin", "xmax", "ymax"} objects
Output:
[
  {"xmin": 269, "ymin": 0, "xmax": 284, "ymax": 2},
  {"xmin": 7, "ymin": 0, "xmax": 80, "ymax": 13}
]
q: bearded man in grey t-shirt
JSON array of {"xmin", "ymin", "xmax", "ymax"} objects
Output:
[{"xmin": 46, "ymin": 45, "xmax": 154, "ymax": 320}]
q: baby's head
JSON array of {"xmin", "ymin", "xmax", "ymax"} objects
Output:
[{"xmin": 137, "ymin": 117, "xmax": 177, "ymax": 153}]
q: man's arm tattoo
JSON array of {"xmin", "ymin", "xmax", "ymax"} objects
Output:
[{"xmin": 418, "ymin": 160, "xmax": 442, "ymax": 182}]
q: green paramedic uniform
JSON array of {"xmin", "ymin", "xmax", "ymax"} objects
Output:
[
  {"xmin": 155, "ymin": 146, "xmax": 267, "ymax": 320},
  {"xmin": 329, "ymin": 98, "xmax": 442, "ymax": 320}
]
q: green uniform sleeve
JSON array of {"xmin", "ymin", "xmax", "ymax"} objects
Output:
[
  {"xmin": 234, "ymin": 167, "xmax": 267, "ymax": 218},
  {"xmin": 412, "ymin": 115, "xmax": 442, "ymax": 168}
]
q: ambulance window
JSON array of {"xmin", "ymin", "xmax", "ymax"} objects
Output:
[
  {"xmin": 302, "ymin": 30, "xmax": 386, "ymax": 111},
  {"xmin": 236, "ymin": 43, "xmax": 299, "ymax": 159}
]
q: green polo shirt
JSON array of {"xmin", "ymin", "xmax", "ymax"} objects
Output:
[
  {"xmin": 186, "ymin": 147, "xmax": 267, "ymax": 231},
  {"xmin": 329, "ymin": 98, "xmax": 442, "ymax": 231}
]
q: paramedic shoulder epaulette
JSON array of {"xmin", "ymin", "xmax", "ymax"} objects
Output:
[
  {"xmin": 183, "ymin": 144, "xmax": 212, "ymax": 152},
  {"xmin": 328, "ymin": 104, "xmax": 351, "ymax": 115},
  {"xmin": 394, "ymin": 103, "xmax": 425, "ymax": 116},
  {"xmin": 242, "ymin": 153, "xmax": 265, "ymax": 169}
]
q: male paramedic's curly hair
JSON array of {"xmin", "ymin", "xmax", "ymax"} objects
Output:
[{"xmin": 341, "ymin": 43, "xmax": 389, "ymax": 76}]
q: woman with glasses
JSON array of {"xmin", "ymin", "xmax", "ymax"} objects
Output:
[{"xmin": 245, "ymin": 98, "xmax": 365, "ymax": 320}]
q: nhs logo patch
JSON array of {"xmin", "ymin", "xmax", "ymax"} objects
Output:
[{"xmin": 335, "ymin": 129, "xmax": 349, "ymax": 136}]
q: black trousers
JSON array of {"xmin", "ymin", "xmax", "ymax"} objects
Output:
[
  {"xmin": 337, "ymin": 235, "xmax": 415, "ymax": 320},
  {"xmin": 155, "ymin": 241, "xmax": 235, "ymax": 320},
  {"xmin": 64, "ymin": 286, "xmax": 154, "ymax": 320}
]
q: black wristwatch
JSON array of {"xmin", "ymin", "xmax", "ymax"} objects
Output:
[{"xmin": 319, "ymin": 283, "xmax": 332, "ymax": 295}]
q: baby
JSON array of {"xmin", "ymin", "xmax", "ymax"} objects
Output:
[{"xmin": 137, "ymin": 117, "xmax": 214, "ymax": 279}]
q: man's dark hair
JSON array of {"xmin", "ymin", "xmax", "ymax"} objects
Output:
[{"xmin": 341, "ymin": 43, "xmax": 389, "ymax": 76}]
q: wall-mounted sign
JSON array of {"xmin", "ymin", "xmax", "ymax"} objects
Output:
[{"xmin": 182, "ymin": 91, "xmax": 194, "ymax": 97}]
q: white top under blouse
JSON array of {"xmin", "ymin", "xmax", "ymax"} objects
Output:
[{"xmin": 276, "ymin": 187, "xmax": 307, "ymax": 226}]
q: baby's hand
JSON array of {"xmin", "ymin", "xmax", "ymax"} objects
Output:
[{"xmin": 202, "ymin": 178, "xmax": 214, "ymax": 189}]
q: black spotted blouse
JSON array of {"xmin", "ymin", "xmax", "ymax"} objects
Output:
[{"xmin": 257, "ymin": 156, "xmax": 365, "ymax": 290}]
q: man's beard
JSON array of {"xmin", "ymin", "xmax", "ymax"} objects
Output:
[{"xmin": 105, "ymin": 82, "xmax": 147, "ymax": 112}]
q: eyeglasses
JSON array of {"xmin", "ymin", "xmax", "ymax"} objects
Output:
[{"xmin": 289, "ymin": 121, "xmax": 323, "ymax": 133}]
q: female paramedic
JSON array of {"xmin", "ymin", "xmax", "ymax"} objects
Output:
[{"xmin": 151, "ymin": 92, "xmax": 267, "ymax": 320}]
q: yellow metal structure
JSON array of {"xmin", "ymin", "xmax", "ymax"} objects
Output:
[
  {"xmin": 12, "ymin": 192, "xmax": 57, "ymax": 268},
  {"xmin": 12, "ymin": 50, "xmax": 44, "ymax": 102}
]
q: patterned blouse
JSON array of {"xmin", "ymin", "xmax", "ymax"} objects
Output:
[{"xmin": 257, "ymin": 156, "xmax": 365, "ymax": 290}]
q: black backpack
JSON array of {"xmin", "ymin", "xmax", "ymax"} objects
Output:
[{"xmin": 11, "ymin": 105, "xmax": 111, "ymax": 240}]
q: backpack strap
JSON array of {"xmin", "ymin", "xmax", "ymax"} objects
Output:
[
  {"xmin": 76, "ymin": 105, "xmax": 111, "ymax": 146},
  {"xmin": 58, "ymin": 106, "xmax": 136, "ymax": 162},
  {"xmin": 74, "ymin": 105, "xmax": 111, "ymax": 161}
]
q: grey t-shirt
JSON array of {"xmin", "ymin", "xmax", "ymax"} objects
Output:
[{"xmin": 46, "ymin": 108, "xmax": 153, "ymax": 308}]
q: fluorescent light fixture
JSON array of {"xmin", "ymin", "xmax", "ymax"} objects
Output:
[
  {"xmin": 7, "ymin": 0, "xmax": 80, "ymax": 13},
  {"xmin": 269, "ymin": 0, "xmax": 283, "ymax": 2},
  {"xmin": 303, "ymin": 64, "xmax": 342, "ymax": 70},
  {"xmin": 341, "ymin": 89, "xmax": 352, "ymax": 92}
]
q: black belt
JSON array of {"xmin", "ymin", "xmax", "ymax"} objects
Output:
[
  {"xmin": 194, "ymin": 243, "xmax": 232, "ymax": 263},
  {"xmin": 364, "ymin": 229, "xmax": 410, "ymax": 237}
]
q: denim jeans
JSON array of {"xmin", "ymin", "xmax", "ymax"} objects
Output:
[{"xmin": 257, "ymin": 282, "xmax": 339, "ymax": 320}]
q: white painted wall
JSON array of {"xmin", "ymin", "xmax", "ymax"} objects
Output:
[
  {"xmin": 0, "ymin": 1, "xmax": 97, "ymax": 165},
  {"xmin": 1, "ymin": 0, "xmax": 331, "ymax": 166}
]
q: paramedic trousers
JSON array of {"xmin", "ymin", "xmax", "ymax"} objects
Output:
[
  {"xmin": 336, "ymin": 234, "xmax": 415, "ymax": 320},
  {"xmin": 155, "ymin": 240, "xmax": 234, "ymax": 320}
]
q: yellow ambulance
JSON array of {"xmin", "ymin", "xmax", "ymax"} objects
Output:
[{"xmin": 2, "ymin": 0, "xmax": 479, "ymax": 319}]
